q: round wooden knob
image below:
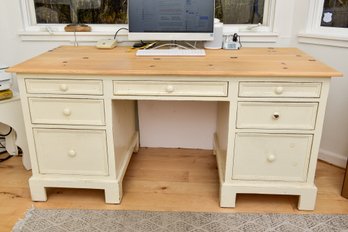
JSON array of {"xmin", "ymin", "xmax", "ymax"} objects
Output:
[
  {"xmin": 60, "ymin": 84, "xmax": 68, "ymax": 92},
  {"xmin": 68, "ymin": 149, "xmax": 76, "ymax": 157},
  {"xmin": 166, "ymin": 85, "xmax": 175, "ymax": 93},
  {"xmin": 272, "ymin": 112, "xmax": 280, "ymax": 120},
  {"xmin": 63, "ymin": 108, "xmax": 72, "ymax": 116},
  {"xmin": 267, "ymin": 154, "xmax": 276, "ymax": 162},
  {"xmin": 274, "ymin": 86, "xmax": 283, "ymax": 95}
]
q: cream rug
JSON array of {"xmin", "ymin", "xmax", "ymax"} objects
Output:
[{"xmin": 13, "ymin": 208, "xmax": 348, "ymax": 232}]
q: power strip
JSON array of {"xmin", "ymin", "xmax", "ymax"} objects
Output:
[
  {"xmin": 96, "ymin": 39, "xmax": 117, "ymax": 49},
  {"xmin": 223, "ymin": 33, "xmax": 241, "ymax": 50}
]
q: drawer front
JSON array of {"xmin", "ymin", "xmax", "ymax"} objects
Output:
[
  {"xmin": 29, "ymin": 98, "xmax": 105, "ymax": 125},
  {"xmin": 34, "ymin": 129, "xmax": 108, "ymax": 176},
  {"xmin": 237, "ymin": 102, "xmax": 318, "ymax": 130},
  {"xmin": 239, "ymin": 82, "xmax": 321, "ymax": 98},
  {"xmin": 113, "ymin": 81, "xmax": 228, "ymax": 97},
  {"xmin": 25, "ymin": 79, "xmax": 103, "ymax": 95},
  {"xmin": 232, "ymin": 133, "xmax": 313, "ymax": 182}
]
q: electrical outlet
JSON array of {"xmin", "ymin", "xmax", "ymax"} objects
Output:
[{"xmin": 223, "ymin": 41, "xmax": 241, "ymax": 50}]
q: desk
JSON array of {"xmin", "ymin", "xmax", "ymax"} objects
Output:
[{"xmin": 8, "ymin": 46, "xmax": 341, "ymax": 210}]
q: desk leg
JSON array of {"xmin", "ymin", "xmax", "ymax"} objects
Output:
[
  {"xmin": 29, "ymin": 178, "xmax": 47, "ymax": 202},
  {"xmin": 105, "ymin": 183, "xmax": 121, "ymax": 204},
  {"xmin": 220, "ymin": 184, "xmax": 236, "ymax": 207},
  {"xmin": 298, "ymin": 187, "xmax": 317, "ymax": 210}
]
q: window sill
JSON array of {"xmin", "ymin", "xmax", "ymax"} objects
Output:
[
  {"xmin": 18, "ymin": 31, "xmax": 126, "ymax": 42},
  {"xmin": 238, "ymin": 32, "xmax": 279, "ymax": 43},
  {"xmin": 298, "ymin": 33, "xmax": 348, "ymax": 48},
  {"xmin": 18, "ymin": 31, "xmax": 279, "ymax": 44}
]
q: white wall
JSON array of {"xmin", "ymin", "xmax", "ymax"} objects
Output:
[
  {"xmin": 1, "ymin": 1, "xmax": 347, "ymax": 165},
  {"xmin": 291, "ymin": 0, "xmax": 348, "ymax": 167},
  {"xmin": 297, "ymin": 45, "xmax": 348, "ymax": 167},
  {"xmin": 138, "ymin": 101, "xmax": 217, "ymax": 149}
]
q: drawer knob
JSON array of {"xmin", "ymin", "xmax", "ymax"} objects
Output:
[
  {"xmin": 63, "ymin": 108, "xmax": 72, "ymax": 116},
  {"xmin": 165, "ymin": 85, "xmax": 175, "ymax": 93},
  {"xmin": 275, "ymin": 86, "xmax": 284, "ymax": 95},
  {"xmin": 60, "ymin": 84, "xmax": 68, "ymax": 92},
  {"xmin": 68, "ymin": 149, "xmax": 77, "ymax": 157},
  {"xmin": 267, "ymin": 154, "xmax": 276, "ymax": 162},
  {"xmin": 272, "ymin": 112, "xmax": 280, "ymax": 120}
]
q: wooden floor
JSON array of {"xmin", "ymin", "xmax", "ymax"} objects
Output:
[{"xmin": 1, "ymin": 148, "xmax": 348, "ymax": 231}]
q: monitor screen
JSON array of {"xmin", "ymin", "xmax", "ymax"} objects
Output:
[{"xmin": 128, "ymin": 0, "xmax": 215, "ymax": 41}]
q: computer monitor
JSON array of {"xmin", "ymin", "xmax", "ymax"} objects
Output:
[{"xmin": 128, "ymin": 0, "xmax": 215, "ymax": 41}]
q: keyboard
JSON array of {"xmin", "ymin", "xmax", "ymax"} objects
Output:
[{"xmin": 136, "ymin": 49, "xmax": 206, "ymax": 57}]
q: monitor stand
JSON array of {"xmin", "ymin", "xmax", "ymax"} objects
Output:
[{"xmin": 135, "ymin": 41, "xmax": 206, "ymax": 57}]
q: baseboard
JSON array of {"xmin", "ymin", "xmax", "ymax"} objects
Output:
[{"xmin": 318, "ymin": 148, "xmax": 347, "ymax": 168}]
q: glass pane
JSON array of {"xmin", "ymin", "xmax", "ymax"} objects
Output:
[
  {"xmin": 33, "ymin": 0, "xmax": 127, "ymax": 24},
  {"xmin": 33, "ymin": 0, "xmax": 265, "ymax": 25},
  {"xmin": 321, "ymin": 0, "xmax": 348, "ymax": 28},
  {"xmin": 215, "ymin": 0, "xmax": 265, "ymax": 24}
]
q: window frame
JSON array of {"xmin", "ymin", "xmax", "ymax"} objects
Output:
[
  {"xmin": 298, "ymin": 0, "xmax": 348, "ymax": 48},
  {"xmin": 222, "ymin": 0, "xmax": 276, "ymax": 33},
  {"xmin": 19, "ymin": 0, "xmax": 278, "ymax": 42}
]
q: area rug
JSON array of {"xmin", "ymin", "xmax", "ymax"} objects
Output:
[{"xmin": 12, "ymin": 208, "xmax": 348, "ymax": 232}]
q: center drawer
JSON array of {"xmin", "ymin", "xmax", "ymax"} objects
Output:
[
  {"xmin": 29, "ymin": 98, "xmax": 105, "ymax": 125},
  {"xmin": 113, "ymin": 81, "xmax": 228, "ymax": 97},
  {"xmin": 33, "ymin": 128, "xmax": 108, "ymax": 176},
  {"xmin": 237, "ymin": 102, "xmax": 318, "ymax": 130}
]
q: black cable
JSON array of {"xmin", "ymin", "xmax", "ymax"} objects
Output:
[
  {"xmin": 232, "ymin": 33, "xmax": 238, "ymax": 42},
  {"xmin": 0, "ymin": 127, "xmax": 12, "ymax": 137},
  {"xmin": 0, "ymin": 143, "xmax": 12, "ymax": 163},
  {"xmin": 0, "ymin": 142, "xmax": 22, "ymax": 154},
  {"xmin": 113, "ymin": 27, "xmax": 129, "ymax": 40},
  {"xmin": 0, "ymin": 153, "xmax": 12, "ymax": 162},
  {"xmin": 133, "ymin": 40, "xmax": 148, "ymax": 48},
  {"xmin": 238, "ymin": 34, "xmax": 242, "ymax": 48},
  {"xmin": 233, "ymin": 33, "xmax": 242, "ymax": 49}
]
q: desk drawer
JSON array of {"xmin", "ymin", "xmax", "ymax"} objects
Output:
[
  {"xmin": 34, "ymin": 129, "xmax": 108, "ymax": 176},
  {"xmin": 29, "ymin": 98, "xmax": 105, "ymax": 125},
  {"xmin": 232, "ymin": 133, "xmax": 312, "ymax": 182},
  {"xmin": 239, "ymin": 82, "xmax": 321, "ymax": 98},
  {"xmin": 25, "ymin": 79, "xmax": 103, "ymax": 95},
  {"xmin": 113, "ymin": 81, "xmax": 228, "ymax": 97},
  {"xmin": 237, "ymin": 102, "xmax": 318, "ymax": 130}
]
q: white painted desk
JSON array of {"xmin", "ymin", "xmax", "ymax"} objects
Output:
[{"xmin": 8, "ymin": 46, "xmax": 341, "ymax": 210}]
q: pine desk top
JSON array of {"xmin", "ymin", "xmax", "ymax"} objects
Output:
[{"xmin": 8, "ymin": 46, "xmax": 342, "ymax": 77}]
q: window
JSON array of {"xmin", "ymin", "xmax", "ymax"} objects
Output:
[
  {"xmin": 305, "ymin": 0, "xmax": 348, "ymax": 34},
  {"xmin": 20, "ymin": 0, "xmax": 277, "ymax": 42},
  {"xmin": 298, "ymin": 0, "xmax": 348, "ymax": 47},
  {"xmin": 216, "ymin": 0, "xmax": 265, "ymax": 24},
  {"xmin": 26, "ymin": 0, "xmax": 269, "ymax": 27},
  {"xmin": 320, "ymin": 0, "xmax": 348, "ymax": 28},
  {"xmin": 32, "ymin": 0, "xmax": 127, "ymax": 24}
]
